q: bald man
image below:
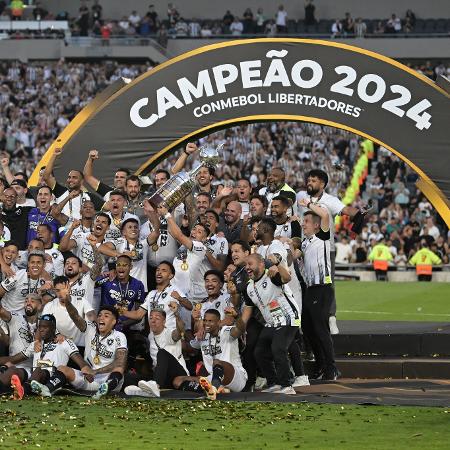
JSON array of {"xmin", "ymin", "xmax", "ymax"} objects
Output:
[{"xmin": 218, "ymin": 201, "xmax": 243, "ymax": 243}]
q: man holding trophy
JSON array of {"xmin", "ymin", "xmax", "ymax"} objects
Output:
[{"xmin": 148, "ymin": 144, "xmax": 223, "ymax": 305}]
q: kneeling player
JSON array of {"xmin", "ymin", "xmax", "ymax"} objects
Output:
[
  {"xmin": 31, "ymin": 282, "xmax": 127, "ymax": 399},
  {"xmin": 193, "ymin": 308, "xmax": 247, "ymax": 400}
]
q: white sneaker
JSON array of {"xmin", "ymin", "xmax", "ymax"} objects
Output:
[
  {"xmin": 329, "ymin": 316, "xmax": 339, "ymax": 335},
  {"xmin": 274, "ymin": 386, "xmax": 296, "ymax": 395},
  {"xmin": 254, "ymin": 377, "xmax": 267, "ymax": 390},
  {"xmin": 138, "ymin": 380, "xmax": 160, "ymax": 398},
  {"xmin": 30, "ymin": 380, "xmax": 52, "ymax": 397},
  {"xmin": 261, "ymin": 384, "xmax": 281, "ymax": 393},
  {"xmin": 124, "ymin": 385, "xmax": 154, "ymax": 397},
  {"xmin": 292, "ymin": 375, "xmax": 310, "ymax": 387}
]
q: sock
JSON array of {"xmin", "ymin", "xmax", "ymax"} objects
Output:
[
  {"xmin": 212, "ymin": 365, "xmax": 225, "ymax": 389},
  {"xmin": 178, "ymin": 380, "xmax": 203, "ymax": 393},
  {"xmin": 23, "ymin": 382, "xmax": 32, "ymax": 396},
  {"xmin": 47, "ymin": 370, "xmax": 67, "ymax": 393},
  {"xmin": 105, "ymin": 371, "xmax": 122, "ymax": 391}
]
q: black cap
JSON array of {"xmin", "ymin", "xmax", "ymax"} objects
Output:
[{"xmin": 39, "ymin": 314, "xmax": 57, "ymax": 325}]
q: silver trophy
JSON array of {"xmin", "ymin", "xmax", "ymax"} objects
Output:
[{"xmin": 148, "ymin": 144, "xmax": 222, "ymax": 210}]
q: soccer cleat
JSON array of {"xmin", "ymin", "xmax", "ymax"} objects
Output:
[
  {"xmin": 254, "ymin": 377, "xmax": 267, "ymax": 390},
  {"xmin": 137, "ymin": 380, "xmax": 160, "ymax": 398},
  {"xmin": 292, "ymin": 375, "xmax": 310, "ymax": 387},
  {"xmin": 329, "ymin": 316, "xmax": 339, "ymax": 335},
  {"xmin": 92, "ymin": 382, "xmax": 109, "ymax": 400},
  {"xmin": 30, "ymin": 380, "xmax": 52, "ymax": 397},
  {"xmin": 274, "ymin": 386, "xmax": 296, "ymax": 395},
  {"xmin": 10, "ymin": 375, "xmax": 24, "ymax": 400},
  {"xmin": 261, "ymin": 384, "xmax": 281, "ymax": 393},
  {"xmin": 199, "ymin": 377, "xmax": 217, "ymax": 400},
  {"xmin": 124, "ymin": 385, "xmax": 154, "ymax": 397}
]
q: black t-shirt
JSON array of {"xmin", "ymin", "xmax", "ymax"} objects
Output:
[{"xmin": 1, "ymin": 206, "xmax": 32, "ymax": 250}]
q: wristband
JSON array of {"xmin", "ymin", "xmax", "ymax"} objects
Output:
[
  {"xmin": 307, "ymin": 201, "xmax": 312, "ymax": 209},
  {"xmin": 164, "ymin": 212, "xmax": 171, "ymax": 219},
  {"xmin": 183, "ymin": 150, "xmax": 189, "ymax": 156}
]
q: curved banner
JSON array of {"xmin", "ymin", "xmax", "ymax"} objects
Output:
[{"xmin": 31, "ymin": 39, "xmax": 450, "ymax": 222}]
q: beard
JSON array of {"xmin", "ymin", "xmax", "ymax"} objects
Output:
[
  {"xmin": 306, "ymin": 185, "xmax": 320, "ymax": 196},
  {"xmin": 25, "ymin": 308, "xmax": 36, "ymax": 317}
]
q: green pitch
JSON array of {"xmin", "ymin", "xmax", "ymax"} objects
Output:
[
  {"xmin": 0, "ymin": 397, "xmax": 448, "ymax": 449},
  {"xmin": 335, "ymin": 281, "xmax": 450, "ymax": 322}
]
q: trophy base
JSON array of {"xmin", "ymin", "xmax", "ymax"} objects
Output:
[{"xmin": 148, "ymin": 193, "xmax": 164, "ymax": 209}]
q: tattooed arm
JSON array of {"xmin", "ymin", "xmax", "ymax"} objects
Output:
[{"xmin": 93, "ymin": 348, "xmax": 128, "ymax": 375}]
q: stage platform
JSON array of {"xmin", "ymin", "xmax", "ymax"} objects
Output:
[
  {"xmin": 123, "ymin": 379, "xmax": 450, "ymax": 408},
  {"xmin": 314, "ymin": 321, "xmax": 450, "ymax": 379}
]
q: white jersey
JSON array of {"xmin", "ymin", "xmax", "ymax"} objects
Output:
[
  {"xmin": 196, "ymin": 326, "xmax": 244, "ymax": 375},
  {"xmin": 259, "ymin": 185, "xmax": 298, "ymax": 216},
  {"xmin": 22, "ymin": 338, "xmax": 79, "ymax": 372},
  {"xmin": 74, "ymin": 233, "xmax": 110, "ymax": 269},
  {"xmin": 301, "ymin": 229, "xmax": 332, "ymax": 287},
  {"xmin": 114, "ymin": 238, "xmax": 149, "ymax": 290},
  {"xmin": 42, "ymin": 297, "xmax": 94, "ymax": 346},
  {"xmin": 69, "ymin": 273, "xmax": 95, "ymax": 309},
  {"xmin": 141, "ymin": 218, "xmax": 178, "ymax": 267},
  {"xmin": 56, "ymin": 191, "xmax": 91, "ymax": 220},
  {"xmin": 5, "ymin": 313, "xmax": 37, "ymax": 369},
  {"xmin": 105, "ymin": 212, "xmax": 139, "ymax": 245},
  {"xmin": 141, "ymin": 284, "xmax": 186, "ymax": 330},
  {"xmin": 148, "ymin": 327, "xmax": 188, "ymax": 374},
  {"xmin": 246, "ymin": 272, "xmax": 300, "ymax": 327},
  {"xmin": 206, "ymin": 234, "xmax": 229, "ymax": 259},
  {"xmin": 44, "ymin": 247, "xmax": 64, "ymax": 278},
  {"xmin": 200, "ymin": 293, "xmax": 231, "ymax": 320},
  {"xmin": 172, "ymin": 241, "xmax": 209, "ymax": 303},
  {"xmin": 297, "ymin": 190, "xmax": 345, "ymax": 251},
  {"xmin": 257, "ymin": 239, "xmax": 302, "ymax": 311},
  {"xmin": 239, "ymin": 201, "xmax": 250, "ymax": 219},
  {"xmin": 16, "ymin": 250, "xmax": 59, "ymax": 278},
  {"xmin": 0, "ymin": 270, "xmax": 46, "ymax": 313},
  {"xmin": 83, "ymin": 321, "xmax": 127, "ymax": 370},
  {"xmin": 274, "ymin": 220, "xmax": 302, "ymax": 240}
]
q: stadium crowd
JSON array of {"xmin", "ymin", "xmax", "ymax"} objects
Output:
[
  {"xmin": 0, "ymin": 56, "xmax": 447, "ymax": 401},
  {"xmin": 1, "ymin": 2, "xmax": 449, "ymax": 41}
]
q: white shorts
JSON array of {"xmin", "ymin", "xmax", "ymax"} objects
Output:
[
  {"xmin": 208, "ymin": 366, "xmax": 248, "ymax": 392},
  {"xmin": 71, "ymin": 370, "xmax": 123, "ymax": 392}
]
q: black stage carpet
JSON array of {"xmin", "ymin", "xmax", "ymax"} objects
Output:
[{"xmin": 68, "ymin": 379, "xmax": 450, "ymax": 407}]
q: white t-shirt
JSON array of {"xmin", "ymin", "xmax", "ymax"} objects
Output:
[
  {"xmin": 335, "ymin": 242, "xmax": 352, "ymax": 264},
  {"xmin": 114, "ymin": 238, "xmax": 149, "ymax": 291},
  {"xmin": 195, "ymin": 326, "xmax": 245, "ymax": 375},
  {"xmin": 44, "ymin": 247, "xmax": 64, "ymax": 277},
  {"xmin": 42, "ymin": 297, "xmax": 94, "ymax": 346},
  {"xmin": 69, "ymin": 273, "xmax": 96, "ymax": 309},
  {"xmin": 148, "ymin": 327, "xmax": 188, "ymax": 374},
  {"xmin": 246, "ymin": 272, "xmax": 300, "ymax": 327},
  {"xmin": 141, "ymin": 218, "xmax": 178, "ymax": 267},
  {"xmin": 83, "ymin": 320, "xmax": 127, "ymax": 370},
  {"xmin": 172, "ymin": 241, "xmax": 209, "ymax": 303},
  {"xmin": 141, "ymin": 284, "xmax": 187, "ymax": 330},
  {"xmin": 22, "ymin": 338, "xmax": 79, "ymax": 372},
  {"xmin": 239, "ymin": 201, "xmax": 250, "ymax": 219},
  {"xmin": 276, "ymin": 10, "xmax": 288, "ymax": 26},
  {"xmin": 0, "ymin": 269, "xmax": 46, "ymax": 313},
  {"xmin": 56, "ymin": 191, "xmax": 91, "ymax": 220},
  {"xmin": 297, "ymin": 190, "xmax": 345, "ymax": 251},
  {"xmin": 200, "ymin": 293, "xmax": 231, "ymax": 320},
  {"xmin": 206, "ymin": 234, "xmax": 229, "ymax": 260},
  {"xmin": 105, "ymin": 212, "xmax": 139, "ymax": 245},
  {"xmin": 73, "ymin": 233, "xmax": 111, "ymax": 269},
  {"xmin": 5, "ymin": 312, "xmax": 37, "ymax": 369}
]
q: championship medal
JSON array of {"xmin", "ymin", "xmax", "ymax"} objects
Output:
[
  {"xmin": 152, "ymin": 243, "xmax": 159, "ymax": 252},
  {"xmin": 113, "ymin": 217, "xmax": 121, "ymax": 226},
  {"xmin": 181, "ymin": 261, "xmax": 189, "ymax": 271},
  {"xmin": 131, "ymin": 249, "xmax": 137, "ymax": 258},
  {"xmin": 93, "ymin": 355, "xmax": 101, "ymax": 365},
  {"xmin": 194, "ymin": 303, "xmax": 202, "ymax": 311}
]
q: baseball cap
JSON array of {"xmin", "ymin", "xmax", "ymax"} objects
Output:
[{"xmin": 10, "ymin": 179, "xmax": 27, "ymax": 188}]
